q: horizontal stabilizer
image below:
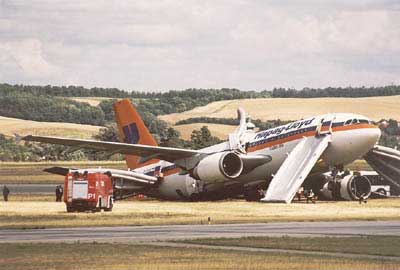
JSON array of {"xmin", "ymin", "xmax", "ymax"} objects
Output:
[
  {"xmin": 44, "ymin": 166, "xmax": 75, "ymax": 176},
  {"xmin": 44, "ymin": 167, "xmax": 159, "ymax": 187},
  {"xmin": 261, "ymin": 135, "xmax": 331, "ymax": 203}
]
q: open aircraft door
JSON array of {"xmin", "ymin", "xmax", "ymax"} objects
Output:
[{"xmin": 317, "ymin": 114, "xmax": 335, "ymax": 136}]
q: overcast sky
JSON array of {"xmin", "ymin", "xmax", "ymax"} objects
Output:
[{"xmin": 0, "ymin": 0, "xmax": 399, "ymax": 92}]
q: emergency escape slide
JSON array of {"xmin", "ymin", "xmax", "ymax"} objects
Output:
[{"xmin": 262, "ymin": 134, "xmax": 331, "ymax": 203}]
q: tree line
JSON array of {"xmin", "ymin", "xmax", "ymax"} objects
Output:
[
  {"xmin": 3, "ymin": 83, "xmax": 400, "ymax": 100},
  {"xmin": 271, "ymin": 85, "xmax": 400, "ymax": 98}
]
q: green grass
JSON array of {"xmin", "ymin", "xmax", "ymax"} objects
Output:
[
  {"xmin": 0, "ymin": 242, "xmax": 398, "ymax": 270},
  {"xmin": 1, "ymin": 199, "xmax": 400, "ymax": 229},
  {"xmin": 180, "ymin": 235, "xmax": 400, "ymax": 257}
]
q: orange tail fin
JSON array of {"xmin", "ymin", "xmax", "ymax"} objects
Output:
[{"xmin": 113, "ymin": 99, "xmax": 159, "ymax": 169}]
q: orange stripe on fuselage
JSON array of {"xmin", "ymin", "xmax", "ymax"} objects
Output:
[
  {"xmin": 248, "ymin": 123, "xmax": 377, "ymax": 153},
  {"xmin": 332, "ymin": 123, "xmax": 376, "ymax": 132}
]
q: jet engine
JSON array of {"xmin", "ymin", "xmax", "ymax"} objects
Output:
[
  {"xmin": 319, "ymin": 173, "xmax": 371, "ymax": 201},
  {"xmin": 192, "ymin": 152, "xmax": 243, "ymax": 183}
]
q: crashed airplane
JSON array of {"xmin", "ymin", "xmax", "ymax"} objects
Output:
[{"xmin": 22, "ymin": 99, "xmax": 400, "ymax": 203}]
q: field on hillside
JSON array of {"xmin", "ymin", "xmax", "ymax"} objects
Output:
[
  {"xmin": 67, "ymin": 97, "xmax": 114, "ymax": 106},
  {"xmin": 0, "ymin": 116, "xmax": 102, "ymax": 138},
  {"xmin": 174, "ymin": 123, "xmax": 236, "ymax": 140},
  {"xmin": 0, "ymin": 161, "xmax": 126, "ymax": 184},
  {"xmin": 1, "ymin": 199, "xmax": 399, "ymax": 229},
  {"xmin": 159, "ymin": 96, "xmax": 400, "ymax": 123}
]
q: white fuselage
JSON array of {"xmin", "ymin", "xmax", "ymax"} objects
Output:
[{"xmin": 135, "ymin": 113, "xmax": 381, "ymax": 200}]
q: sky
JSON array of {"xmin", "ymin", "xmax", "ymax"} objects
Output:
[{"xmin": 0, "ymin": 0, "xmax": 399, "ymax": 92}]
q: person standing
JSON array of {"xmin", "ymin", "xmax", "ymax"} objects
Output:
[
  {"xmin": 55, "ymin": 185, "xmax": 61, "ymax": 202},
  {"xmin": 3, "ymin": 185, "xmax": 10, "ymax": 202},
  {"xmin": 306, "ymin": 189, "xmax": 314, "ymax": 204},
  {"xmin": 59, "ymin": 185, "xmax": 63, "ymax": 201}
]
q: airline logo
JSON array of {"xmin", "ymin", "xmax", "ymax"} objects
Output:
[
  {"xmin": 255, "ymin": 118, "xmax": 315, "ymax": 140},
  {"xmin": 123, "ymin": 123, "xmax": 140, "ymax": 144}
]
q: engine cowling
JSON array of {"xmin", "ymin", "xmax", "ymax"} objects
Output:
[
  {"xmin": 320, "ymin": 174, "xmax": 372, "ymax": 201},
  {"xmin": 192, "ymin": 152, "xmax": 243, "ymax": 183}
]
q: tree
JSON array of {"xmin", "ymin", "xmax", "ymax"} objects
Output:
[{"xmin": 189, "ymin": 126, "xmax": 222, "ymax": 149}]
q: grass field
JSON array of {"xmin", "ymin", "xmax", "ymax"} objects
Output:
[
  {"xmin": 0, "ymin": 161, "xmax": 126, "ymax": 184},
  {"xmin": 67, "ymin": 97, "xmax": 114, "ymax": 106},
  {"xmin": 181, "ymin": 235, "xmax": 400, "ymax": 257},
  {"xmin": 0, "ymin": 199, "xmax": 399, "ymax": 229},
  {"xmin": 2, "ymin": 242, "xmax": 398, "ymax": 270},
  {"xmin": 159, "ymin": 96, "xmax": 400, "ymax": 124},
  {"xmin": 0, "ymin": 116, "xmax": 102, "ymax": 139},
  {"xmin": 174, "ymin": 123, "xmax": 236, "ymax": 140}
]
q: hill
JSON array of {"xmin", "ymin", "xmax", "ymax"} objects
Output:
[
  {"xmin": 159, "ymin": 96, "xmax": 400, "ymax": 123},
  {"xmin": 0, "ymin": 116, "xmax": 102, "ymax": 139}
]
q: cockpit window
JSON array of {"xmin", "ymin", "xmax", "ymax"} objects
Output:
[
  {"xmin": 345, "ymin": 119, "xmax": 352, "ymax": 125},
  {"xmin": 359, "ymin": 119, "xmax": 369, "ymax": 124},
  {"xmin": 351, "ymin": 119, "xmax": 359, "ymax": 124}
]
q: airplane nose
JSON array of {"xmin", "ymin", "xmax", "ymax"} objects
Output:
[{"xmin": 367, "ymin": 126, "xmax": 381, "ymax": 148}]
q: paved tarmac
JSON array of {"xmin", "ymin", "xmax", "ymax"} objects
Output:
[{"xmin": 1, "ymin": 220, "xmax": 399, "ymax": 243}]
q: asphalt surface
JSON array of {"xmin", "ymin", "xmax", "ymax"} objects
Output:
[
  {"xmin": 1, "ymin": 220, "xmax": 399, "ymax": 243},
  {"xmin": 3, "ymin": 184, "xmax": 55, "ymax": 194}
]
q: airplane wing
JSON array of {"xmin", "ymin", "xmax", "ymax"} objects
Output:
[
  {"xmin": 22, "ymin": 135, "xmax": 206, "ymax": 165},
  {"xmin": 364, "ymin": 145, "xmax": 400, "ymax": 193},
  {"xmin": 261, "ymin": 135, "xmax": 331, "ymax": 203}
]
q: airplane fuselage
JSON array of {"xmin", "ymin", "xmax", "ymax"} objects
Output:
[{"xmin": 135, "ymin": 113, "xmax": 381, "ymax": 200}]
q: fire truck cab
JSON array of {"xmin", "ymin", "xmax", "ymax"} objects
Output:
[{"xmin": 64, "ymin": 172, "xmax": 113, "ymax": 212}]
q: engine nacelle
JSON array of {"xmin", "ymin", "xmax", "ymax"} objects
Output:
[
  {"xmin": 192, "ymin": 152, "xmax": 243, "ymax": 183},
  {"xmin": 320, "ymin": 173, "xmax": 372, "ymax": 201}
]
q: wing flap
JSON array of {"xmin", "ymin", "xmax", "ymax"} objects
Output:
[{"xmin": 261, "ymin": 135, "xmax": 331, "ymax": 203}]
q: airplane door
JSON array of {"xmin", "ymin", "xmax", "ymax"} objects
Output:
[{"xmin": 317, "ymin": 114, "xmax": 335, "ymax": 135}]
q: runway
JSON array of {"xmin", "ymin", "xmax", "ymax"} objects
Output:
[{"xmin": 1, "ymin": 220, "xmax": 400, "ymax": 243}]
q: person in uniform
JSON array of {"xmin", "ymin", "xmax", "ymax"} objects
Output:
[{"xmin": 2, "ymin": 185, "xmax": 10, "ymax": 202}]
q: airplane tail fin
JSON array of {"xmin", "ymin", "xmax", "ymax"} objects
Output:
[{"xmin": 113, "ymin": 99, "xmax": 159, "ymax": 169}]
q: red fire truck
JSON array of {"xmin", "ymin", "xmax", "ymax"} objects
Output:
[{"xmin": 64, "ymin": 172, "xmax": 114, "ymax": 212}]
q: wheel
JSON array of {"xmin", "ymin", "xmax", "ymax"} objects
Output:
[{"xmin": 66, "ymin": 206, "xmax": 75, "ymax": 213}]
